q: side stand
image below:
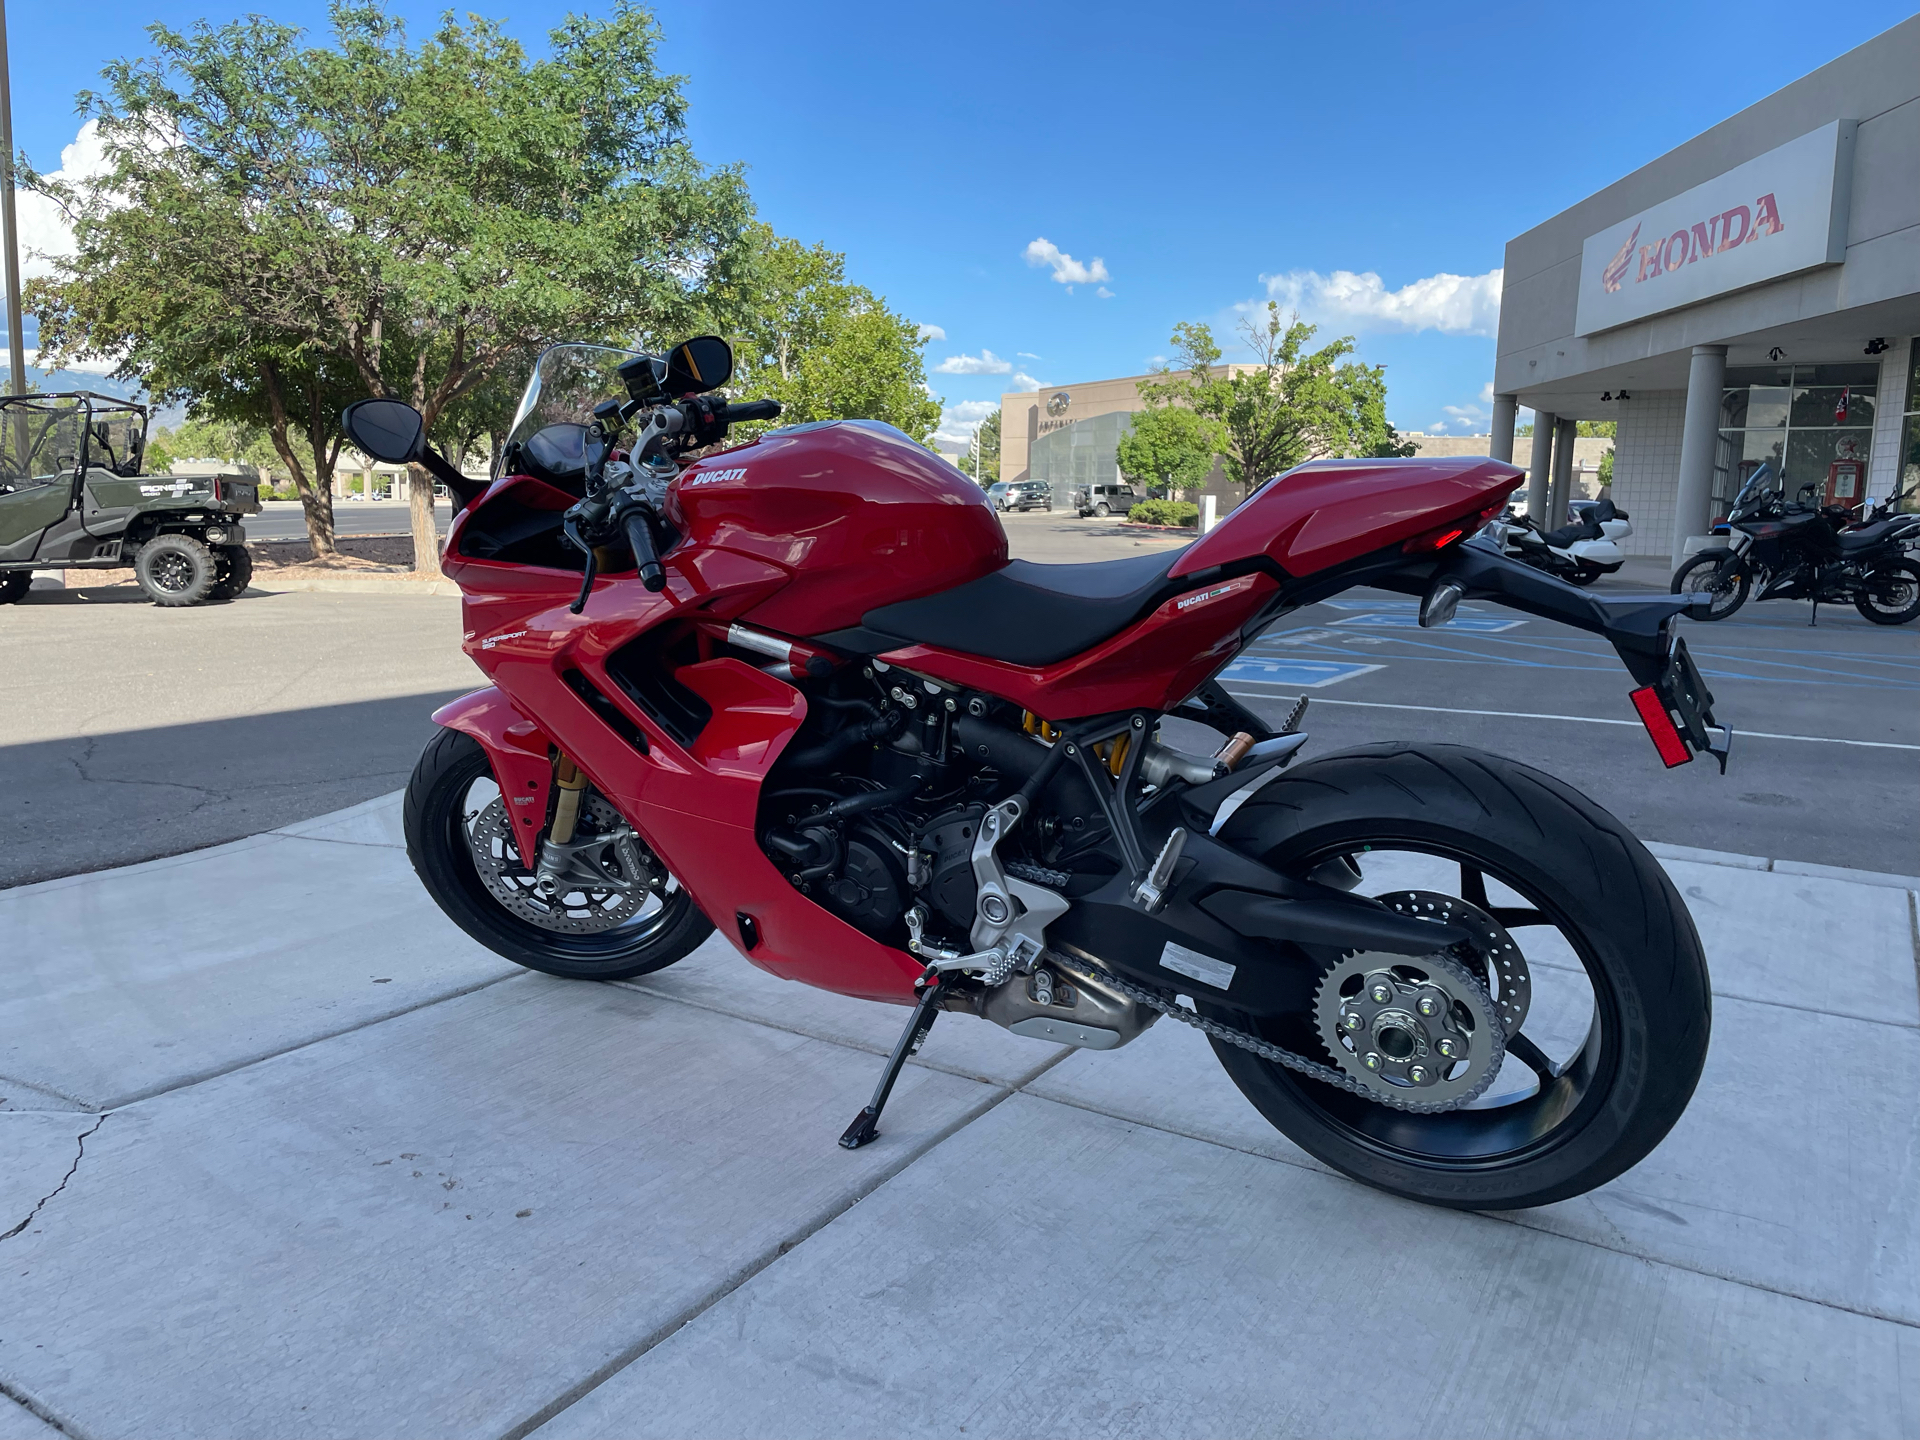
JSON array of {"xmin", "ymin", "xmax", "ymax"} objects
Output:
[{"xmin": 839, "ymin": 975, "xmax": 942, "ymax": 1150}]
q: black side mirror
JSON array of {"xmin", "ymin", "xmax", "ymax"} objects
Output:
[
  {"xmin": 664, "ymin": 336, "xmax": 732, "ymax": 395},
  {"xmin": 341, "ymin": 399, "xmax": 425, "ymax": 464}
]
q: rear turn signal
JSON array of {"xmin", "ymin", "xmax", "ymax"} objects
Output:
[{"xmin": 1629, "ymin": 686, "xmax": 1693, "ymax": 768}]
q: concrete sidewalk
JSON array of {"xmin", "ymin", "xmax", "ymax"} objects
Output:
[{"xmin": 1, "ymin": 793, "xmax": 1916, "ymax": 1439}]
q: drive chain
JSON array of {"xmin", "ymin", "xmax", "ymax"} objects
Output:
[{"xmin": 1096, "ymin": 967, "xmax": 1500, "ymax": 1115}]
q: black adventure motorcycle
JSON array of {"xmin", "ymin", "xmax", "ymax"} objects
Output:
[{"xmin": 1671, "ymin": 465, "xmax": 1920, "ymax": 624}]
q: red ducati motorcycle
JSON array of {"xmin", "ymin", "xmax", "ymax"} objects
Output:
[{"xmin": 344, "ymin": 336, "xmax": 1732, "ymax": 1210}]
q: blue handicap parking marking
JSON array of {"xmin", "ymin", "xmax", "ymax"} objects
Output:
[
  {"xmin": 1334, "ymin": 612, "xmax": 1526, "ymax": 633},
  {"xmin": 1220, "ymin": 657, "xmax": 1384, "ymax": 689}
]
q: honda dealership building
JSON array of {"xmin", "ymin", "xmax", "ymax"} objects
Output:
[{"xmin": 1492, "ymin": 16, "xmax": 1919, "ymax": 565}]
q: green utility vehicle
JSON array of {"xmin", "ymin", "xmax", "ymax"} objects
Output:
[{"xmin": 0, "ymin": 392, "xmax": 259, "ymax": 606}]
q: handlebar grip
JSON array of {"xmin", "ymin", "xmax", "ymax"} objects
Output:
[
  {"xmin": 624, "ymin": 509, "xmax": 666, "ymax": 593},
  {"xmin": 718, "ymin": 400, "xmax": 782, "ymax": 423}
]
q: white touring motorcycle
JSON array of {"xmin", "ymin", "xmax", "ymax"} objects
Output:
[{"xmin": 1488, "ymin": 498, "xmax": 1633, "ymax": 587}]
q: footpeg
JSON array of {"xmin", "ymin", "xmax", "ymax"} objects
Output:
[
  {"xmin": 840, "ymin": 976, "xmax": 943, "ymax": 1150},
  {"xmin": 1132, "ymin": 827, "xmax": 1187, "ymax": 913}
]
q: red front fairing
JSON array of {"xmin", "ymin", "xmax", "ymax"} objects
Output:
[{"xmin": 434, "ymin": 442, "xmax": 1523, "ymax": 1004}]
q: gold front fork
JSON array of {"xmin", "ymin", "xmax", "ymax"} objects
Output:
[{"xmin": 549, "ymin": 755, "xmax": 588, "ymax": 844}]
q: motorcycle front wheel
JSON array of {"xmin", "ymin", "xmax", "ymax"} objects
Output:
[
  {"xmin": 1670, "ymin": 553, "xmax": 1749, "ymax": 620},
  {"xmin": 1212, "ymin": 743, "xmax": 1710, "ymax": 1210},
  {"xmin": 404, "ymin": 728, "xmax": 713, "ymax": 980},
  {"xmin": 1855, "ymin": 558, "xmax": 1920, "ymax": 625}
]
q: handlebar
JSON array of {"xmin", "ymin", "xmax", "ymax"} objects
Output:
[
  {"xmin": 624, "ymin": 507, "xmax": 666, "ymax": 592},
  {"xmin": 716, "ymin": 399, "xmax": 782, "ymax": 424}
]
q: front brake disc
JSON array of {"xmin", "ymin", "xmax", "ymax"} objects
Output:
[{"xmin": 467, "ymin": 793, "xmax": 655, "ymax": 934}]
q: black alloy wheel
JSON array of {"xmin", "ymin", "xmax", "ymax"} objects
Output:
[
  {"xmin": 1855, "ymin": 558, "xmax": 1920, "ymax": 625},
  {"xmin": 0, "ymin": 571, "xmax": 29, "ymax": 604},
  {"xmin": 1670, "ymin": 553, "xmax": 1750, "ymax": 620},
  {"xmin": 134, "ymin": 534, "xmax": 217, "ymax": 607},
  {"xmin": 1211, "ymin": 743, "xmax": 1710, "ymax": 1210},
  {"xmin": 404, "ymin": 728, "xmax": 713, "ymax": 980}
]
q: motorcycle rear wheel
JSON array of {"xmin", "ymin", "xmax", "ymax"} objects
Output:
[
  {"xmin": 1854, "ymin": 558, "xmax": 1920, "ymax": 625},
  {"xmin": 1211, "ymin": 743, "xmax": 1710, "ymax": 1210},
  {"xmin": 404, "ymin": 728, "xmax": 713, "ymax": 980},
  {"xmin": 1670, "ymin": 553, "xmax": 1749, "ymax": 620}
]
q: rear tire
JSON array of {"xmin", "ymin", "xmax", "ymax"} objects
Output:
[
  {"xmin": 404, "ymin": 728, "xmax": 713, "ymax": 980},
  {"xmin": 1671, "ymin": 552, "xmax": 1749, "ymax": 620},
  {"xmin": 1093, "ymin": 502, "xmax": 1110, "ymax": 517},
  {"xmin": 209, "ymin": 544, "xmax": 253, "ymax": 600},
  {"xmin": 0, "ymin": 572, "xmax": 28, "ymax": 604},
  {"xmin": 1854, "ymin": 559, "xmax": 1920, "ymax": 625},
  {"xmin": 1211, "ymin": 743, "xmax": 1710, "ymax": 1210},
  {"xmin": 135, "ymin": 534, "xmax": 217, "ymax": 606}
]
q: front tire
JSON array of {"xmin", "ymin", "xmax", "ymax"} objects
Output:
[
  {"xmin": 404, "ymin": 728, "xmax": 713, "ymax": 980},
  {"xmin": 1211, "ymin": 743, "xmax": 1710, "ymax": 1210},
  {"xmin": 1855, "ymin": 559, "xmax": 1920, "ymax": 625},
  {"xmin": 135, "ymin": 534, "xmax": 217, "ymax": 606},
  {"xmin": 1671, "ymin": 552, "xmax": 1749, "ymax": 620}
]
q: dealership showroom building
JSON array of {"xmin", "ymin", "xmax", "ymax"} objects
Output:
[
  {"xmin": 1492, "ymin": 15, "xmax": 1919, "ymax": 566},
  {"xmin": 1000, "ymin": 18, "xmax": 1917, "ymax": 566}
]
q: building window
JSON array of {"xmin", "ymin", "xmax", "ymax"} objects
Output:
[{"xmin": 1715, "ymin": 362, "xmax": 1879, "ymax": 513}]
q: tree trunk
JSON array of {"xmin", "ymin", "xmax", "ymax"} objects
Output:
[
  {"xmin": 260, "ymin": 360, "xmax": 334, "ymax": 556},
  {"xmin": 407, "ymin": 462, "xmax": 440, "ymax": 576}
]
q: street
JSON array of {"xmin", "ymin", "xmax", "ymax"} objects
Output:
[{"xmin": 247, "ymin": 498, "xmax": 451, "ymax": 541}]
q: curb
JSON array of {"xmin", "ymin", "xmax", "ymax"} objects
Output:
[
  {"xmin": 251, "ymin": 572, "xmax": 461, "ymax": 597},
  {"xmin": 1644, "ymin": 840, "xmax": 1920, "ymax": 892}
]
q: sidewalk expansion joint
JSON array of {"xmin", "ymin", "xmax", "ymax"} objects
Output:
[
  {"xmin": 1, "ymin": 1114, "xmax": 108, "ymax": 1244},
  {"xmin": 103, "ymin": 972, "xmax": 521, "ymax": 1111},
  {"xmin": 0, "ymin": 1380, "xmax": 85, "ymax": 1440},
  {"xmin": 497, "ymin": 1052, "xmax": 1071, "ymax": 1440},
  {"xmin": 1010, "ymin": 1086, "xmax": 1920, "ymax": 1332}
]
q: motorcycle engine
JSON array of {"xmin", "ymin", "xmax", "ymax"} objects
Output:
[{"xmin": 813, "ymin": 830, "xmax": 909, "ymax": 938}]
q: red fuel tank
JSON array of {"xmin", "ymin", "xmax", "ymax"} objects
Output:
[{"xmin": 667, "ymin": 420, "xmax": 1007, "ymax": 635}]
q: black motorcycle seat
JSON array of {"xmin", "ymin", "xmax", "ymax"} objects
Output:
[
  {"xmin": 1837, "ymin": 518, "xmax": 1906, "ymax": 551},
  {"xmin": 858, "ymin": 547, "xmax": 1189, "ymax": 666},
  {"xmin": 1541, "ymin": 520, "xmax": 1595, "ymax": 548}
]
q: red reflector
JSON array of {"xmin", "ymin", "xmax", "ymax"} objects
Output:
[
  {"xmin": 1403, "ymin": 526, "xmax": 1465, "ymax": 554},
  {"xmin": 1629, "ymin": 686, "xmax": 1692, "ymax": 768}
]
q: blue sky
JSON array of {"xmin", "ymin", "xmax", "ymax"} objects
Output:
[{"xmin": 12, "ymin": 0, "xmax": 1915, "ymax": 446}]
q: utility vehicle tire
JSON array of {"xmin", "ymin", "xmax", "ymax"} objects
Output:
[
  {"xmin": 404, "ymin": 728, "xmax": 713, "ymax": 981},
  {"xmin": 135, "ymin": 534, "xmax": 217, "ymax": 607},
  {"xmin": 1211, "ymin": 742, "xmax": 1710, "ymax": 1210},
  {"xmin": 1670, "ymin": 553, "xmax": 1749, "ymax": 620},
  {"xmin": 0, "ymin": 572, "xmax": 29, "ymax": 604},
  {"xmin": 210, "ymin": 545, "xmax": 253, "ymax": 601},
  {"xmin": 1855, "ymin": 559, "xmax": 1920, "ymax": 625}
]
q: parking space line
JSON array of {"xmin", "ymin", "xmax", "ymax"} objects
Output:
[{"xmin": 1225, "ymin": 694, "xmax": 1920, "ymax": 751}]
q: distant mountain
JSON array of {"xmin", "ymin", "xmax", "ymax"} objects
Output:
[{"xmin": 0, "ymin": 366, "xmax": 188, "ymax": 427}]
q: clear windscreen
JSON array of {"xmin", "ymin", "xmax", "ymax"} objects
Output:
[
  {"xmin": 0, "ymin": 397, "xmax": 86, "ymax": 486},
  {"xmin": 503, "ymin": 344, "xmax": 649, "ymax": 460}
]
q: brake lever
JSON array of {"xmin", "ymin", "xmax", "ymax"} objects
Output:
[{"xmin": 564, "ymin": 515, "xmax": 598, "ymax": 614}]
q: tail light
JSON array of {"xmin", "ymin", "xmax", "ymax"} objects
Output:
[{"xmin": 1403, "ymin": 501, "xmax": 1506, "ymax": 554}]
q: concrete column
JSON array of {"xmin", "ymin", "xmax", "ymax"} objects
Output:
[
  {"xmin": 1489, "ymin": 393, "xmax": 1518, "ymax": 464},
  {"xmin": 1671, "ymin": 345, "xmax": 1728, "ymax": 572},
  {"xmin": 1549, "ymin": 417, "xmax": 1577, "ymax": 524},
  {"xmin": 1526, "ymin": 411, "xmax": 1556, "ymax": 522}
]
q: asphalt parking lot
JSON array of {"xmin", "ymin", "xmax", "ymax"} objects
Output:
[{"xmin": 2, "ymin": 511, "xmax": 1912, "ymax": 887}]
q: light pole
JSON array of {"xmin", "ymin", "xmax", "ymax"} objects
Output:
[{"xmin": 0, "ymin": 0, "xmax": 24, "ymax": 395}]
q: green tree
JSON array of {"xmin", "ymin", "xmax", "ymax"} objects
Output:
[
  {"xmin": 1576, "ymin": 419, "xmax": 1616, "ymax": 437},
  {"xmin": 1142, "ymin": 303, "xmax": 1406, "ymax": 495},
  {"xmin": 1117, "ymin": 405, "xmax": 1217, "ymax": 496},
  {"xmin": 32, "ymin": 2, "xmax": 752, "ymax": 572},
  {"xmin": 725, "ymin": 225, "xmax": 941, "ymax": 443},
  {"xmin": 966, "ymin": 407, "xmax": 1001, "ymax": 486}
]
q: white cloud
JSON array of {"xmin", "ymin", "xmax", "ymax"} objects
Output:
[
  {"xmin": 16, "ymin": 120, "xmax": 115, "ymax": 282},
  {"xmin": 1024, "ymin": 237, "xmax": 1110, "ymax": 287},
  {"xmin": 934, "ymin": 349, "xmax": 1013, "ymax": 376},
  {"xmin": 1008, "ymin": 371, "xmax": 1043, "ymax": 392},
  {"xmin": 1016, "ymin": 351, "xmax": 1041, "ymax": 360},
  {"xmin": 1096, "ymin": 286, "xmax": 1114, "ymax": 299},
  {"xmin": 917, "ymin": 323, "xmax": 945, "ymax": 342},
  {"xmin": 21, "ymin": 346, "xmax": 119, "ymax": 376},
  {"xmin": 1259, "ymin": 266, "xmax": 1503, "ymax": 337},
  {"xmin": 933, "ymin": 398, "xmax": 999, "ymax": 449}
]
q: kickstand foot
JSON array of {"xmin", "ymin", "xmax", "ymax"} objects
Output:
[{"xmin": 839, "ymin": 976, "xmax": 942, "ymax": 1150}]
